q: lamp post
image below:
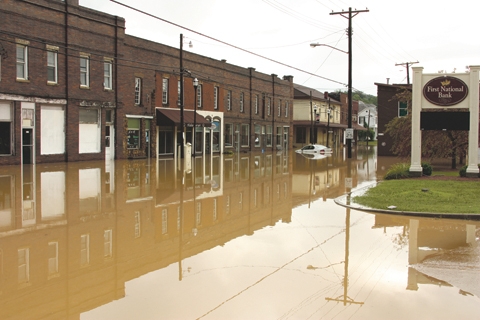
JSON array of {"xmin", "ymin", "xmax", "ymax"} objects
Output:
[
  {"xmin": 313, "ymin": 104, "xmax": 318, "ymax": 144},
  {"xmin": 179, "ymin": 33, "xmax": 185, "ymax": 158},
  {"xmin": 193, "ymin": 78, "xmax": 198, "ymax": 157},
  {"xmin": 326, "ymin": 107, "xmax": 331, "ymax": 148}
]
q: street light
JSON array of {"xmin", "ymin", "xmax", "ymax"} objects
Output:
[
  {"xmin": 310, "ymin": 43, "xmax": 348, "ymax": 54},
  {"xmin": 310, "ymin": 42, "xmax": 352, "ymax": 158},
  {"xmin": 193, "ymin": 77, "xmax": 199, "ymax": 157}
]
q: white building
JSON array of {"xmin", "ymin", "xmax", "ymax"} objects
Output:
[{"xmin": 358, "ymin": 101, "xmax": 378, "ymax": 140}]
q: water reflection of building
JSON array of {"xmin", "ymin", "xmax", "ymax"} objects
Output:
[
  {"xmin": 372, "ymin": 214, "xmax": 480, "ymax": 295},
  {"xmin": 0, "ymin": 152, "xmax": 292, "ymax": 318},
  {"xmin": 292, "ymin": 150, "xmax": 363, "ymax": 207}
]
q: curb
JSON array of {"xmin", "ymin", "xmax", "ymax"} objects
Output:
[{"xmin": 334, "ymin": 182, "xmax": 480, "ymax": 221}]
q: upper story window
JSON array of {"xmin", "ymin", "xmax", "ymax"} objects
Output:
[
  {"xmin": 16, "ymin": 41, "xmax": 29, "ymax": 81},
  {"xmin": 278, "ymin": 100, "xmax": 281, "ymax": 117},
  {"xmin": 80, "ymin": 54, "xmax": 90, "ymax": 88},
  {"xmin": 214, "ymin": 86, "xmax": 219, "ymax": 110},
  {"xmin": 254, "ymin": 95, "xmax": 259, "ymax": 114},
  {"xmin": 239, "ymin": 92, "xmax": 244, "ymax": 112},
  {"xmin": 284, "ymin": 101, "xmax": 289, "ymax": 117},
  {"xmin": 226, "ymin": 90, "xmax": 231, "ymax": 111},
  {"xmin": 398, "ymin": 101, "xmax": 408, "ymax": 117},
  {"xmin": 135, "ymin": 77, "xmax": 142, "ymax": 105},
  {"xmin": 267, "ymin": 97, "xmax": 271, "ymax": 116},
  {"xmin": 46, "ymin": 45, "xmax": 58, "ymax": 84},
  {"xmin": 104, "ymin": 58, "xmax": 113, "ymax": 90},
  {"xmin": 196, "ymin": 84, "xmax": 202, "ymax": 109},
  {"xmin": 162, "ymin": 78, "xmax": 168, "ymax": 104}
]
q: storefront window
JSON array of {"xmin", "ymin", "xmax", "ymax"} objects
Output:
[
  {"xmin": 0, "ymin": 103, "xmax": 12, "ymax": 155},
  {"xmin": 127, "ymin": 118, "xmax": 140, "ymax": 149}
]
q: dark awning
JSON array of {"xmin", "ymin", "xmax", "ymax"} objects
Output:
[{"xmin": 156, "ymin": 108, "xmax": 212, "ymax": 127}]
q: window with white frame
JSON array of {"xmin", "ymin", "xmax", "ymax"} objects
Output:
[
  {"xmin": 214, "ymin": 86, "xmax": 219, "ymax": 109},
  {"xmin": 226, "ymin": 90, "xmax": 231, "ymax": 110},
  {"xmin": 48, "ymin": 242, "xmax": 59, "ymax": 277},
  {"xmin": 254, "ymin": 95, "xmax": 259, "ymax": 114},
  {"xmin": 267, "ymin": 97, "xmax": 271, "ymax": 116},
  {"xmin": 47, "ymin": 46, "xmax": 58, "ymax": 84},
  {"xmin": 278, "ymin": 100, "xmax": 281, "ymax": 117},
  {"xmin": 135, "ymin": 77, "xmax": 142, "ymax": 105},
  {"xmin": 398, "ymin": 101, "xmax": 408, "ymax": 117},
  {"xmin": 162, "ymin": 78, "xmax": 168, "ymax": 104},
  {"xmin": 16, "ymin": 43, "xmax": 28, "ymax": 80},
  {"xmin": 240, "ymin": 92, "xmax": 244, "ymax": 112},
  {"xmin": 80, "ymin": 55, "xmax": 89, "ymax": 87},
  {"xmin": 266, "ymin": 125, "xmax": 272, "ymax": 146},
  {"xmin": 80, "ymin": 234, "xmax": 89, "ymax": 267},
  {"xmin": 104, "ymin": 230, "xmax": 112, "ymax": 258},
  {"xmin": 197, "ymin": 84, "xmax": 202, "ymax": 109},
  {"xmin": 196, "ymin": 202, "xmax": 202, "ymax": 226},
  {"xmin": 104, "ymin": 59, "xmax": 113, "ymax": 90},
  {"xmin": 241, "ymin": 123, "xmax": 249, "ymax": 146},
  {"xmin": 285, "ymin": 101, "xmax": 289, "ymax": 117},
  {"xmin": 18, "ymin": 248, "xmax": 30, "ymax": 284},
  {"xmin": 134, "ymin": 211, "xmax": 141, "ymax": 238},
  {"xmin": 162, "ymin": 208, "xmax": 168, "ymax": 234}
]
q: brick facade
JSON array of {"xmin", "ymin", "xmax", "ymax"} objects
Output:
[{"xmin": 0, "ymin": 0, "xmax": 294, "ymax": 165}]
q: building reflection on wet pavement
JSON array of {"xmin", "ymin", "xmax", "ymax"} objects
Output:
[{"xmin": 0, "ymin": 147, "xmax": 479, "ymax": 319}]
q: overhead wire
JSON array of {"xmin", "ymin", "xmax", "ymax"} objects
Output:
[{"xmin": 109, "ymin": 0, "xmax": 349, "ymax": 88}]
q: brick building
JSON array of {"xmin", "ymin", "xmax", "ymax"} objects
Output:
[
  {"xmin": 375, "ymin": 83, "xmax": 411, "ymax": 156},
  {"xmin": 0, "ymin": 0, "xmax": 293, "ymax": 165}
]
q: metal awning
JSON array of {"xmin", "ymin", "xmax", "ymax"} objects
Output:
[{"xmin": 156, "ymin": 108, "xmax": 211, "ymax": 127}]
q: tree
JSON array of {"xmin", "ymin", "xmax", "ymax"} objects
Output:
[{"xmin": 384, "ymin": 89, "xmax": 469, "ymax": 169}]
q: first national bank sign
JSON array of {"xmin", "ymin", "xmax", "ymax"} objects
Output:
[{"xmin": 410, "ymin": 66, "xmax": 480, "ymax": 177}]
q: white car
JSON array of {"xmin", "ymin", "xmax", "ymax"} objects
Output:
[{"xmin": 295, "ymin": 144, "xmax": 332, "ymax": 155}]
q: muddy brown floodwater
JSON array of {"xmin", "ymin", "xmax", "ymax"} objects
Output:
[{"xmin": 0, "ymin": 147, "xmax": 479, "ymax": 319}]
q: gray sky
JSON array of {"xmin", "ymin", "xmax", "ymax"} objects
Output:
[{"xmin": 80, "ymin": 0, "xmax": 480, "ymax": 96}]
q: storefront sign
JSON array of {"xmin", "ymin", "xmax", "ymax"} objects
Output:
[{"xmin": 423, "ymin": 76, "xmax": 468, "ymax": 106}]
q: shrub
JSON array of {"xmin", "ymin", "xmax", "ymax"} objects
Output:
[
  {"xmin": 459, "ymin": 164, "xmax": 480, "ymax": 177},
  {"xmin": 384, "ymin": 162, "xmax": 410, "ymax": 180},
  {"xmin": 421, "ymin": 162, "xmax": 432, "ymax": 176}
]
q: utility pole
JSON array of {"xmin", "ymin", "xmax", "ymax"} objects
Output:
[
  {"xmin": 395, "ymin": 61, "xmax": 419, "ymax": 84},
  {"xmin": 330, "ymin": 7, "xmax": 369, "ymax": 159}
]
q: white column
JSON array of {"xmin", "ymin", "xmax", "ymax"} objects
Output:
[
  {"xmin": 409, "ymin": 67, "xmax": 423, "ymax": 176},
  {"xmin": 466, "ymin": 66, "xmax": 480, "ymax": 177}
]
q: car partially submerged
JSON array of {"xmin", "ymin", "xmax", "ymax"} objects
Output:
[{"xmin": 295, "ymin": 144, "xmax": 332, "ymax": 155}]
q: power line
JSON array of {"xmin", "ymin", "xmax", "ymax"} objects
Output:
[{"xmin": 109, "ymin": 0, "xmax": 348, "ymax": 87}]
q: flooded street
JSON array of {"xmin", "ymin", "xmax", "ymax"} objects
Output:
[{"xmin": 0, "ymin": 147, "xmax": 479, "ymax": 319}]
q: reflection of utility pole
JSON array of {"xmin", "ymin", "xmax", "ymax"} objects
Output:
[
  {"xmin": 326, "ymin": 162, "xmax": 364, "ymax": 306},
  {"xmin": 325, "ymin": 206, "xmax": 364, "ymax": 306},
  {"xmin": 395, "ymin": 61, "xmax": 419, "ymax": 85}
]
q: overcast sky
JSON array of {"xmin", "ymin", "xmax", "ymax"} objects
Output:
[{"xmin": 80, "ymin": 0, "xmax": 480, "ymax": 96}]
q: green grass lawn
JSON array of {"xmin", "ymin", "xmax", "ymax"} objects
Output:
[{"xmin": 353, "ymin": 179, "xmax": 480, "ymax": 214}]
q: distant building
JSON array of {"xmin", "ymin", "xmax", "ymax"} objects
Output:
[
  {"xmin": 292, "ymin": 84, "xmax": 344, "ymax": 148},
  {"xmin": 358, "ymin": 101, "xmax": 378, "ymax": 140},
  {"xmin": 375, "ymin": 83, "xmax": 411, "ymax": 156}
]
